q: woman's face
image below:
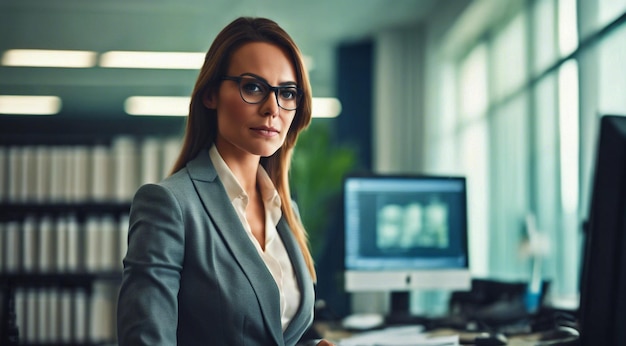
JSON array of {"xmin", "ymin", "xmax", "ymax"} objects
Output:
[{"xmin": 205, "ymin": 41, "xmax": 298, "ymax": 160}]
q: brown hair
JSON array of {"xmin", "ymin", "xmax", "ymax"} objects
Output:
[{"xmin": 170, "ymin": 17, "xmax": 315, "ymax": 280}]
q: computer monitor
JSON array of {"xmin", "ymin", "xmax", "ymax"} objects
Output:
[
  {"xmin": 343, "ymin": 174, "xmax": 471, "ymax": 317},
  {"xmin": 579, "ymin": 115, "xmax": 626, "ymax": 345}
]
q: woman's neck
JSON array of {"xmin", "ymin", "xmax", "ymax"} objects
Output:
[{"xmin": 214, "ymin": 143, "xmax": 260, "ymax": 193}]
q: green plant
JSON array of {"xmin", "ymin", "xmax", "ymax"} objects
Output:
[{"xmin": 291, "ymin": 121, "xmax": 357, "ymax": 257}]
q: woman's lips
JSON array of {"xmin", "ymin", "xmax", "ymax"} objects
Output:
[{"xmin": 251, "ymin": 126, "xmax": 279, "ymax": 137}]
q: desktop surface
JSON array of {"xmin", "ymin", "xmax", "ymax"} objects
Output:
[
  {"xmin": 314, "ymin": 316, "xmax": 580, "ymax": 345},
  {"xmin": 315, "ymin": 278, "xmax": 581, "ymax": 345}
]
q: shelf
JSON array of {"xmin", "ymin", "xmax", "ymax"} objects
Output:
[
  {"xmin": 0, "ymin": 114, "xmax": 185, "ymax": 146},
  {"xmin": 0, "ymin": 202, "xmax": 131, "ymax": 220},
  {"xmin": 0, "ymin": 272, "xmax": 122, "ymax": 288}
]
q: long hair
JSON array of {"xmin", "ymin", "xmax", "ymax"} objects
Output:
[{"xmin": 170, "ymin": 17, "xmax": 315, "ymax": 281}]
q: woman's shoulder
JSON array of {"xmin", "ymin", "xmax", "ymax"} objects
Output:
[
  {"xmin": 133, "ymin": 168, "xmax": 192, "ymax": 201},
  {"xmin": 161, "ymin": 167, "xmax": 192, "ymax": 186}
]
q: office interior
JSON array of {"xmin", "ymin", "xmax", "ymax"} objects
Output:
[{"xmin": 1, "ymin": 0, "xmax": 625, "ymax": 344}]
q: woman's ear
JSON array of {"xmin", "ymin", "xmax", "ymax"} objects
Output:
[{"xmin": 203, "ymin": 90, "xmax": 217, "ymax": 109}]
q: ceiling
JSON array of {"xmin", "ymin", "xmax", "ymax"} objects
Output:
[{"xmin": 0, "ymin": 0, "xmax": 440, "ymax": 118}]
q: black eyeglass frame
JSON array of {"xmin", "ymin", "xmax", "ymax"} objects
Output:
[{"xmin": 221, "ymin": 73, "xmax": 303, "ymax": 111}]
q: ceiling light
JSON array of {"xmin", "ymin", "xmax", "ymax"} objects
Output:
[
  {"xmin": 125, "ymin": 96, "xmax": 190, "ymax": 116},
  {"xmin": 312, "ymin": 97, "xmax": 342, "ymax": 118},
  {"xmin": 302, "ymin": 55, "xmax": 315, "ymax": 71},
  {"xmin": 0, "ymin": 95, "xmax": 62, "ymax": 115},
  {"xmin": 1, "ymin": 49, "xmax": 97, "ymax": 68},
  {"xmin": 125, "ymin": 96, "xmax": 342, "ymax": 118},
  {"xmin": 101, "ymin": 51, "xmax": 205, "ymax": 69}
]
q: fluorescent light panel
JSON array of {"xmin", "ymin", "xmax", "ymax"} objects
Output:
[
  {"xmin": 1, "ymin": 49, "xmax": 97, "ymax": 68},
  {"xmin": 101, "ymin": 51, "xmax": 314, "ymax": 71},
  {"xmin": 302, "ymin": 55, "xmax": 315, "ymax": 71},
  {"xmin": 125, "ymin": 96, "xmax": 341, "ymax": 118},
  {"xmin": 0, "ymin": 95, "xmax": 62, "ymax": 115},
  {"xmin": 100, "ymin": 51, "xmax": 205, "ymax": 69},
  {"xmin": 125, "ymin": 96, "xmax": 190, "ymax": 116},
  {"xmin": 2, "ymin": 49, "xmax": 316, "ymax": 72},
  {"xmin": 312, "ymin": 97, "xmax": 342, "ymax": 118}
]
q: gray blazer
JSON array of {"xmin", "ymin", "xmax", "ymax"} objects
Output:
[{"xmin": 117, "ymin": 148, "xmax": 315, "ymax": 346}]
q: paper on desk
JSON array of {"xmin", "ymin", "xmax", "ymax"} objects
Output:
[{"xmin": 337, "ymin": 325, "xmax": 459, "ymax": 346}]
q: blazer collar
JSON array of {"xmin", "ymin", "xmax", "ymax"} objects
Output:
[
  {"xmin": 186, "ymin": 148, "xmax": 313, "ymax": 345},
  {"xmin": 276, "ymin": 218, "xmax": 315, "ymax": 344}
]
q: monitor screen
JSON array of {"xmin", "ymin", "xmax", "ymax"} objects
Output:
[
  {"xmin": 344, "ymin": 174, "xmax": 471, "ymax": 292},
  {"xmin": 579, "ymin": 115, "xmax": 626, "ymax": 345}
]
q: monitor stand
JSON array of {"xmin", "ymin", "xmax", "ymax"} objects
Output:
[{"xmin": 385, "ymin": 292, "xmax": 432, "ymax": 326}]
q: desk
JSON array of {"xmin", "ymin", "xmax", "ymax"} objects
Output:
[{"xmin": 313, "ymin": 322, "xmax": 580, "ymax": 345}]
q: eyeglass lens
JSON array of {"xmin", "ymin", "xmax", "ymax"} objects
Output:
[{"xmin": 238, "ymin": 76, "xmax": 299, "ymax": 110}]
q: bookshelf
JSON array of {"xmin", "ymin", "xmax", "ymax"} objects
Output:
[{"xmin": 0, "ymin": 113, "xmax": 185, "ymax": 345}]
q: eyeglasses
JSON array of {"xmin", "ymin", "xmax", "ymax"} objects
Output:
[{"xmin": 221, "ymin": 74, "xmax": 303, "ymax": 111}]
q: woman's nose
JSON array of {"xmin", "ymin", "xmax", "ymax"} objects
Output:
[{"xmin": 261, "ymin": 91, "xmax": 280, "ymax": 117}]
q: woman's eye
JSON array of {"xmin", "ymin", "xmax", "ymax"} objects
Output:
[
  {"xmin": 280, "ymin": 88, "xmax": 297, "ymax": 100},
  {"xmin": 242, "ymin": 81, "xmax": 266, "ymax": 94}
]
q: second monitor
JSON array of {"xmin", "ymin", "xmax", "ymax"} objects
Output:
[{"xmin": 344, "ymin": 174, "xmax": 471, "ymax": 293}]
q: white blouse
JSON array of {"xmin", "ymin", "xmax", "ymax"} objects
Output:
[{"xmin": 209, "ymin": 146, "xmax": 301, "ymax": 331}]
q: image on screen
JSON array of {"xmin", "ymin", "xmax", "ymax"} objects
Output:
[{"xmin": 376, "ymin": 195, "xmax": 449, "ymax": 250}]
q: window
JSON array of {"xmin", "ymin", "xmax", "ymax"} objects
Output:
[
  {"xmin": 492, "ymin": 13, "xmax": 528, "ymax": 102},
  {"xmin": 427, "ymin": 0, "xmax": 626, "ymax": 302},
  {"xmin": 558, "ymin": 0, "xmax": 578, "ymax": 57},
  {"xmin": 532, "ymin": 0, "xmax": 557, "ymax": 75},
  {"xmin": 598, "ymin": 0, "xmax": 626, "ymax": 32},
  {"xmin": 598, "ymin": 24, "xmax": 626, "ymax": 115}
]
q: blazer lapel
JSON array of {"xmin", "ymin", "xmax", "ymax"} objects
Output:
[
  {"xmin": 277, "ymin": 218, "xmax": 315, "ymax": 344},
  {"xmin": 185, "ymin": 149, "xmax": 284, "ymax": 345}
]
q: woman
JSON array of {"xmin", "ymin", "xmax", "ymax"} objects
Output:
[{"xmin": 117, "ymin": 17, "xmax": 333, "ymax": 346}]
